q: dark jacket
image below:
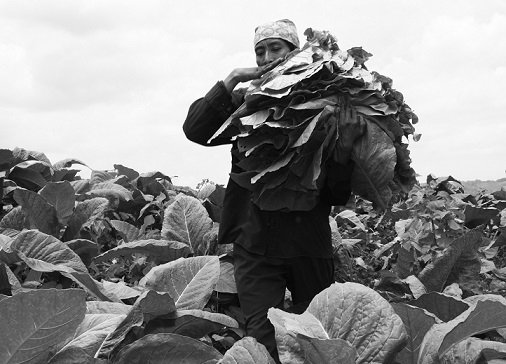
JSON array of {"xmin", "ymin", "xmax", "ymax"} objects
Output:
[{"xmin": 183, "ymin": 81, "xmax": 353, "ymax": 258}]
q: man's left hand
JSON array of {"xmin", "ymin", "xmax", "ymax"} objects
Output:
[{"xmin": 334, "ymin": 101, "xmax": 366, "ymax": 164}]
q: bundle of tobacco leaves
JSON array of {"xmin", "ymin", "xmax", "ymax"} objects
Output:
[{"xmin": 210, "ymin": 28, "xmax": 419, "ymax": 211}]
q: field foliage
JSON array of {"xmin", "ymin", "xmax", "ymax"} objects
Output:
[{"xmin": 1, "ymin": 147, "xmax": 506, "ymax": 364}]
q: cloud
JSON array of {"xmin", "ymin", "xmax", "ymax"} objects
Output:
[
  {"xmin": 1, "ymin": 0, "xmax": 505, "ymax": 188},
  {"xmin": 366, "ymin": 7, "xmax": 506, "ymax": 181}
]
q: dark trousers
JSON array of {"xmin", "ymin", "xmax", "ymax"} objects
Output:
[{"xmin": 233, "ymin": 243, "xmax": 334, "ymax": 363}]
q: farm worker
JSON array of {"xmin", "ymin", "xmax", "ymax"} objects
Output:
[{"xmin": 183, "ymin": 19, "xmax": 364, "ymax": 363}]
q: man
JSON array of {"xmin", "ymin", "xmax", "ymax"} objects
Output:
[{"xmin": 183, "ymin": 19, "xmax": 363, "ymax": 362}]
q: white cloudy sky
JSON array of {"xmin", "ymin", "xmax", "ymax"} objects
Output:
[{"xmin": 2, "ymin": 0, "xmax": 505, "ymax": 188}]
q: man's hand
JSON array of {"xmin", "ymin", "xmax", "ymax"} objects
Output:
[
  {"xmin": 334, "ymin": 101, "xmax": 366, "ymax": 164},
  {"xmin": 223, "ymin": 58, "xmax": 284, "ymax": 92}
]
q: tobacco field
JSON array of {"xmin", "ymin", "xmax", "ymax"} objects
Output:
[{"xmin": 1, "ymin": 146, "xmax": 506, "ymax": 364}]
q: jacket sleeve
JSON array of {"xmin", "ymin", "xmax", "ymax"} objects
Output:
[{"xmin": 183, "ymin": 81, "xmax": 243, "ymax": 146}]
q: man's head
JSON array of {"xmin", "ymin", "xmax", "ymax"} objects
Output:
[{"xmin": 253, "ymin": 19, "xmax": 299, "ymax": 67}]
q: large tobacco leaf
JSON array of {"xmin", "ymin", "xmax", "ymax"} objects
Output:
[
  {"xmin": 8, "ymin": 160, "xmax": 52, "ymax": 191},
  {"xmin": 13, "ymin": 188, "xmax": 59, "ymax": 236},
  {"xmin": 196, "ymin": 181, "xmax": 217, "ymax": 200},
  {"xmin": 112, "ymin": 333, "xmax": 223, "ymax": 364},
  {"xmin": 0, "ymin": 232, "xmax": 21, "ymax": 265},
  {"xmin": 0, "ymin": 206, "xmax": 28, "ymax": 231},
  {"xmin": 66, "ymin": 238, "xmax": 99, "ymax": 266},
  {"xmin": 418, "ymin": 230, "xmax": 483, "ymax": 292},
  {"xmin": 144, "ymin": 309, "xmax": 238, "ymax": 338},
  {"xmin": 70, "ymin": 179, "xmax": 91, "ymax": 194},
  {"xmin": 220, "ymin": 337, "xmax": 275, "ymax": 364},
  {"xmin": 350, "ymin": 118, "xmax": 397, "ymax": 209},
  {"xmin": 133, "ymin": 290, "xmax": 176, "ymax": 321},
  {"xmin": 0, "ymin": 289, "xmax": 86, "ymax": 364},
  {"xmin": 161, "ymin": 193, "xmax": 213, "ymax": 254},
  {"xmin": 139, "ymin": 256, "xmax": 220, "ymax": 310},
  {"xmin": 391, "ymin": 302, "xmax": 439, "ymax": 364},
  {"xmin": 307, "ymin": 282, "xmax": 407, "ymax": 363},
  {"xmin": 108, "ymin": 220, "xmax": 141, "ymax": 242},
  {"xmin": 268, "ymin": 282, "xmax": 407, "ymax": 364},
  {"xmin": 9, "ymin": 230, "xmax": 117, "ymax": 301},
  {"xmin": 62, "ymin": 197, "xmax": 109, "ymax": 241},
  {"xmin": 101, "ymin": 280, "xmax": 144, "ymax": 300},
  {"xmin": 0, "ymin": 148, "xmax": 15, "ymax": 171},
  {"xmin": 52, "ymin": 158, "xmax": 89, "ymax": 171},
  {"xmin": 11, "ymin": 147, "xmax": 52, "ymax": 165},
  {"xmin": 88, "ymin": 181, "xmax": 133, "ymax": 201},
  {"xmin": 114, "ymin": 163, "xmax": 140, "ymax": 181},
  {"xmin": 463, "ymin": 205, "xmax": 500, "ymax": 228},
  {"xmin": 39, "ymin": 181, "xmax": 76, "ymax": 225},
  {"xmin": 93, "ymin": 239, "xmax": 191, "ymax": 265},
  {"xmin": 439, "ymin": 297, "xmax": 506, "ymax": 357},
  {"xmin": 48, "ymin": 313, "xmax": 126, "ymax": 363},
  {"xmin": 440, "ymin": 337, "xmax": 506, "ymax": 364},
  {"xmin": 0, "ymin": 261, "xmax": 21, "ymax": 294},
  {"xmin": 96, "ymin": 291, "xmax": 175, "ymax": 361},
  {"xmin": 96, "ymin": 306, "xmax": 144, "ymax": 360},
  {"xmin": 10, "ymin": 229, "xmax": 88, "ymax": 273},
  {"xmin": 409, "ymin": 292, "xmax": 470, "ymax": 322},
  {"xmin": 89, "ymin": 170, "xmax": 115, "ymax": 184},
  {"xmin": 418, "ymin": 295, "xmax": 506, "ymax": 364},
  {"xmin": 216, "ymin": 258, "xmax": 237, "ymax": 294},
  {"xmin": 86, "ymin": 301, "xmax": 132, "ymax": 315},
  {"xmin": 295, "ymin": 334, "xmax": 356, "ymax": 364},
  {"xmin": 69, "ymin": 272, "xmax": 121, "ymax": 302}
]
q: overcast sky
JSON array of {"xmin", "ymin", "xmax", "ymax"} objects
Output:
[{"xmin": 2, "ymin": 0, "xmax": 505, "ymax": 188}]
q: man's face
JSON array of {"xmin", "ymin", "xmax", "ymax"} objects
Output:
[{"xmin": 255, "ymin": 38, "xmax": 292, "ymax": 67}]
